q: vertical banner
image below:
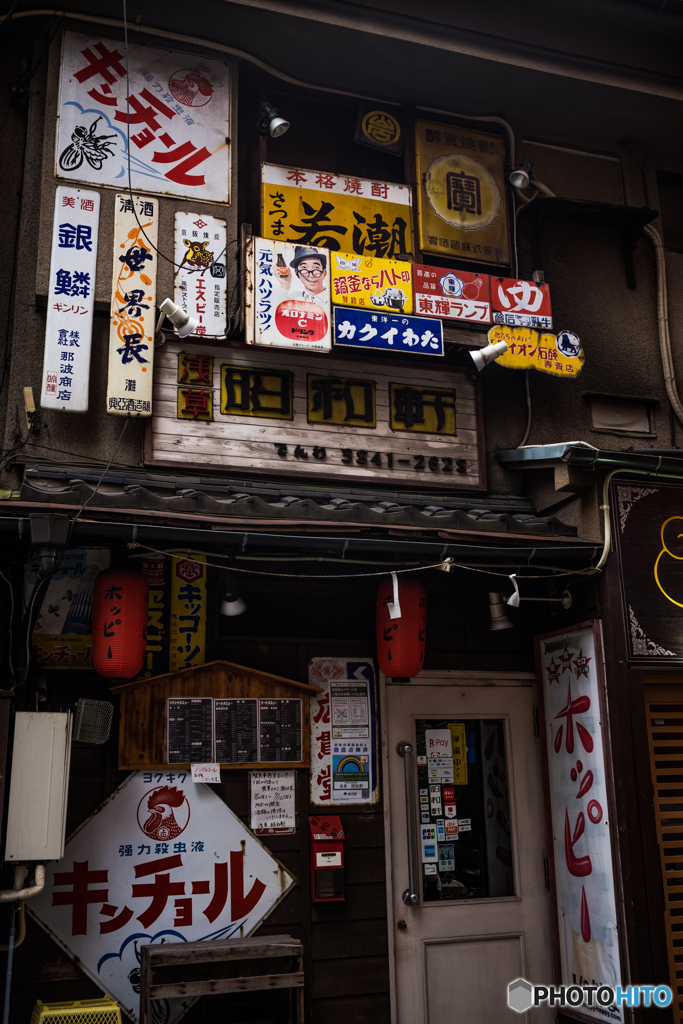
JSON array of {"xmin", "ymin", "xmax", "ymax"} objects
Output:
[
  {"xmin": 41, "ymin": 186, "xmax": 100, "ymax": 412},
  {"xmin": 174, "ymin": 212, "xmax": 227, "ymax": 337},
  {"xmin": 308, "ymin": 657, "xmax": 378, "ymax": 806},
  {"xmin": 536, "ymin": 622, "xmax": 623, "ymax": 1022},
  {"xmin": 138, "ymin": 556, "xmax": 169, "ymax": 678},
  {"xmin": 169, "ymin": 553, "xmax": 206, "ymax": 672},
  {"xmin": 107, "ymin": 194, "xmax": 158, "ymax": 416}
]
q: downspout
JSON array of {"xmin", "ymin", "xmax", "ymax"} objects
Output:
[
  {"xmin": 644, "ymin": 224, "xmax": 683, "ymax": 426},
  {"xmin": 0, "ymin": 866, "xmax": 44, "ymax": 1024}
]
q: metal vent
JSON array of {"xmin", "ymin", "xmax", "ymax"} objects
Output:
[{"xmin": 73, "ymin": 699, "xmax": 114, "ymax": 746}]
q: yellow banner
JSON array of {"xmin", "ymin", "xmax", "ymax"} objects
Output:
[
  {"xmin": 330, "ymin": 251, "xmax": 413, "ymax": 313},
  {"xmin": 449, "ymin": 723, "xmax": 468, "ymax": 786},
  {"xmin": 169, "ymin": 553, "xmax": 206, "ymax": 672},
  {"xmin": 489, "ymin": 326, "xmax": 584, "ymax": 377},
  {"xmin": 416, "ymin": 120, "xmax": 510, "ymax": 267},
  {"xmin": 262, "ymin": 163, "xmax": 413, "ymax": 259}
]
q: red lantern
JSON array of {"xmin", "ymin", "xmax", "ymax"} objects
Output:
[
  {"xmin": 92, "ymin": 570, "xmax": 149, "ymax": 679},
  {"xmin": 376, "ymin": 577, "xmax": 426, "ymax": 679}
]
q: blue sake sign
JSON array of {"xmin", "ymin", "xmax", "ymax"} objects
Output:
[{"xmin": 333, "ymin": 307, "xmax": 444, "ymax": 356}]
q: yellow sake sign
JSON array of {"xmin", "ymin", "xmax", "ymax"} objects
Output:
[
  {"xmin": 448, "ymin": 722, "xmax": 468, "ymax": 786},
  {"xmin": 330, "ymin": 251, "xmax": 413, "ymax": 313},
  {"xmin": 262, "ymin": 163, "xmax": 413, "ymax": 259},
  {"xmin": 416, "ymin": 120, "xmax": 510, "ymax": 267},
  {"xmin": 489, "ymin": 325, "xmax": 585, "ymax": 378}
]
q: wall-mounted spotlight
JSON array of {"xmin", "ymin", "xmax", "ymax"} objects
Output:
[
  {"xmin": 219, "ymin": 571, "xmax": 246, "ymax": 617},
  {"xmin": 470, "ymin": 339, "xmax": 508, "ymax": 373},
  {"xmin": 508, "ymin": 160, "xmax": 533, "ymax": 190},
  {"xmin": 158, "ymin": 298, "xmax": 198, "ymax": 339},
  {"xmin": 489, "ymin": 592, "xmax": 513, "ymax": 631},
  {"xmin": 257, "ymin": 101, "xmax": 290, "ymax": 138}
]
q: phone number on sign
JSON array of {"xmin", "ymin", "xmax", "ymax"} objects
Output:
[{"xmin": 274, "ymin": 444, "xmax": 469, "ymax": 473}]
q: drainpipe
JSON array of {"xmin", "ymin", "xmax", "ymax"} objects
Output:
[{"xmin": 0, "ymin": 866, "xmax": 44, "ymax": 1024}]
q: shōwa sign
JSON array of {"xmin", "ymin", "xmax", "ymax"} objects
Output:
[{"xmin": 29, "ymin": 771, "xmax": 295, "ymax": 1024}]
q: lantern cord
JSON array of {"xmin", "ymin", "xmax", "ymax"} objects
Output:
[
  {"xmin": 69, "ymin": 419, "xmax": 128, "ymax": 540},
  {"xmin": 124, "ymin": 540, "xmax": 597, "ymax": 580}
]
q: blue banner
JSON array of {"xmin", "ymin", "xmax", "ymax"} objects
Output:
[{"xmin": 333, "ymin": 307, "xmax": 444, "ymax": 356}]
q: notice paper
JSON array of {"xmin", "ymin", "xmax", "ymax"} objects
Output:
[{"xmin": 250, "ymin": 769, "xmax": 296, "ymax": 833}]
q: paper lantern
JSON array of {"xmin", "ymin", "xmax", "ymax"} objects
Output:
[
  {"xmin": 376, "ymin": 577, "xmax": 426, "ymax": 678},
  {"xmin": 92, "ymin": 570, "xmax": 149, "ymax": 679}
]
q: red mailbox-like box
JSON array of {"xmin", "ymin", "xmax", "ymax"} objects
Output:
[{"xmin": 309, "ymin": 814, "xmax": 345, "ymax": 902}]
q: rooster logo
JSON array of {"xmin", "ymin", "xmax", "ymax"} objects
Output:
[{"xmin": 136, "ymin": 786, "xmax": 190, "ymax": 842}]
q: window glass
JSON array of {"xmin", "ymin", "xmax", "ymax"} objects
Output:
[{"xmin": 415, "ymin": 718, "xmax": 514, "ymax": 901}]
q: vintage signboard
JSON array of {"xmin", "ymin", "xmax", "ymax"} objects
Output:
[
  {"xmin": 309, "ymin": 657, "xmax": 379, "ymax": 806},
  {"xmin": 169, "ymin": 553, "xmax": 206, "ymax": 672},
  {"xmin": 41, "ymin": 186, "xmax": 100, "ymax": 412},
  {"xmin": 27, "ymin": 548, "xmax": 110, "ymax": 669},
  {"xmin": 489, "ymin": 326, "xmax": 584, "ymax": 378},
  {"xmin": 354, "ymin": 102, "xmax": 404, "ymax": 157},
  {"xmin": 261, "ymin": 163, "xmax": 413, "ymax": 257},
  {"xmin": 29, "ymin": 771, "xmax": 295, "ymax": 1024},
  {"xmin": 613, "ymin": 481, "xmax": 683, "ymax": 662},
  {"xmin": 174, "ymin": 212, "xmax": 227, "ymax": 338},
  {"xmin": 138, "ymin": 556, "xmax": 170, "ymax": 679},
  {"xmin": 107, "ymin": 194, "xmax": 158, "ymax": 416},
  {"xmin": 333, "ymin": 308, "xmax": 444, "ymax": 356},
  {"xmin": 330, "ymin": 251, "xmax": 413, "ymax": 313},
  {"xmin": 413, "ymin": 264, "xmax": 491, "ymax": 324},
  {"xmin": 246, "ymin": 237, "xmax": 331, "ymax": 353},
  {"xmin": 56, "ymin": 32, "xmax": 232, "ymax": 203},
  {"xmin": 492, "ymin": 276, "xmax": 553, "ymax": 329},
  {"xmin": 149, "ymin": 342, "xmax": 483, "ymax": 488},
  {"xmin": 415, "ymin": 119, "xmax": 510, "ymax": 266},
  {"xmin": 536, "ymin": 623, "xmax": 623, "ymax": 1022}
]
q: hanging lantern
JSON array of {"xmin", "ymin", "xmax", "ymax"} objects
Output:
[
  {"xmin": 376, "ymin": 576, "xmax": 426, "ymax": 679},
  {"xmin": 92, "ymin": 570, "xmax": 149, "ymax": 679}
]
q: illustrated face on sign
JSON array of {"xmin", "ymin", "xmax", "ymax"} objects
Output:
[{"xmin": 296, "ymin": 257, "xmax": 327, "ymax": 294}]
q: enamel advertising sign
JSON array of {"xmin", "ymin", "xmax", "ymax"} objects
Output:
[
  {"xmin": 330, "ymin": 251, "xmax": 413, "ymax": 314},
  {"xmin": 56, "ymin": 32, "xmax": 231, "ymax": 203},
  {"xmin": 29, "ymin": 771, "xmax": 295, "ymax": 1024},
  {"xmin": 246, "ymin": 236, "xmax": 332, "ymax": 353},
  {"xmin": 536, "ymin": 624, "xmax": 623, "ymax": 1023},
  {"xmin": 413, "ymin": 264, "xmax": 491, "ymax": 323},
  {"xmin": 41, "ymin": 186, "xmax": 100, "ymax": 412},
  {"xmin": 491, "ymin": 276, "xmax": 553, "ymax": 329},
  {"xmin": 174, "ymin": 212, "xmax": 227, "ymax": 338},
  {"xmin": 333, "ymin": 307, "xmax": 443, "ymax": 356},
  {"xmin": 489, "ymin": 326, "xmax": 584, "ymax": 378},
  {"xmin": 261, "ymin": 163, "xmax": 413, "ymax": 258},
  {"xmin": 415, "ymin": 120, "xmax": 510, "ymax": 266}
]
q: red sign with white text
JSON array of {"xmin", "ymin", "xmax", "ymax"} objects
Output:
[
  {"xmin": 413, "ymin": 264, "xmax": 492, "ymax": 324},
  {"xmin": 491, "ymin": 277, "xmax": 552, "ymax": 329}
]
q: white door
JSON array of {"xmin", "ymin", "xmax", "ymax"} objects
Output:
[{"xmin": 382, "ymin": 671, "xmax": 554, "ymax": 1024}]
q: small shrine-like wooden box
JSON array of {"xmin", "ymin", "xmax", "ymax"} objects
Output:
[{"xmin": 111, "ymin": 659, "xmax": 321, "ymax": 770}]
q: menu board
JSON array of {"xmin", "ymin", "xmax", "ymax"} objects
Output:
[
  {"xmin": 259, "ymin": 699, "xmax": 302, "ymax": 763},
  {"xmin": 215, "ymin": 698, "xmax": 258, "ymax": 763},
  {"xmin": 167, "ymin": 697, "xmax": 213, "ymax": 764}
]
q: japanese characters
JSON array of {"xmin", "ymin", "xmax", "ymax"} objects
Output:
[
  {"xmin": 107, "ymin": 194, "xmax": 158, "ymax": 416},
  {"xmin": 490, "ymin": 325, "xmax": 584, "ymax": 377},
  {"xmin": 169, "ymin": 555, "xmax": 206, "ymax": 672},
  {"xmin": 330, "ymin": 251, "xmax": 414, "ymax": 314},
  {"xmin": 57, "ymin": 33, "xmax": 231, "ymax": 203},
  {"xmin": 413, "ymin": 265, "xmax": 492, "ymax": 324},
  {"xmin": 333, "ymin": 308, "xmax": 444, "ymax": 356},
  {"xmin": 174, "ymin": 212, "xmax": 227, "ymax": 338},
  {"xmin": 41, "ymin": 186, "xmax": 100, "ymax": 412}
]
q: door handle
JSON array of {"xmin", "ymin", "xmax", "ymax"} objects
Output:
[{"xmin": 397, "ymin": 741, "xmax": 420, "ymax": 905}]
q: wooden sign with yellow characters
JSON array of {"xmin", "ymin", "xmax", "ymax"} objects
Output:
[
  {"xmin": 488, "ymin": 326, "xmax": 584, "ymax": 378},
  {"xmin": 330, "ymin": 251, "xmax": 413, "ymax": 314}
]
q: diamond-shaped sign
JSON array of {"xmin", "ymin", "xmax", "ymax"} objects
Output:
[{"xmin": 30, "ymin": 772, "xmax": 295, "ymax": 1024}]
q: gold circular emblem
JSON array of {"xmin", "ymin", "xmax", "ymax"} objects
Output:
[
  {"xmin": 424, "ymin": 153, "xmax": 501, "ymax": 231},
  {"xmin": 361, "ymin": 110, "xmax": 401, "ymax": 147}
]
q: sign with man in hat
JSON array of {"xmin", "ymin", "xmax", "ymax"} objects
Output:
[{"xmin": 246, "ymin": 237, "xmax": 332, "ymax": 353}]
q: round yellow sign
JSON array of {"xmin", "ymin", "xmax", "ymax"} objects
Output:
[
  {"xmin": 424, "ymin": 153, "xmax": 501, "ymax": 231},
  {"xmin": 361, "ymin": 110, "xmax": 401, "ymax": 147}
]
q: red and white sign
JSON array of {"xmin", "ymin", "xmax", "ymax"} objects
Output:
[
  {"xmin": 174, "ymin": 212, "xmax": 227, "ymax": 338},
  {"xmin": 413, "ymin": 265, "xmax": 491, "ymax": 323},
  {"xmin": 492, "ymin": 277, "xmax": 552, "ymax": 329},
  {"xmin": 30, "ymin": 771, "xmax": 294, "ymax": 1024},
  {"xmin": 537, "ymin": 624, "xmax": 623, "ymax": 1022}
]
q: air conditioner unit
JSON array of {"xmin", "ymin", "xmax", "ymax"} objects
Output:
[{"xmin": 5, "ymin": 712, "xmax": 72, "ymax": 862}]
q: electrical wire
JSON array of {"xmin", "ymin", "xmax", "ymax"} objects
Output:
[
  {"xmin": 0, "ymin": 569, "xmax": 15, "ymax": 686},
  {"xmin": 517, "ymin": 370, "xmax": 532, "ymax": 448},
  {"xmin": 69, "ymin": 418, "xmax": 128, "ymax": 536}
]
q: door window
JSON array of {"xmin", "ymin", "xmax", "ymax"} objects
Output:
[{"xmin": 415, "ymin": 718, "xmax": 514, "ymax": 902}]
